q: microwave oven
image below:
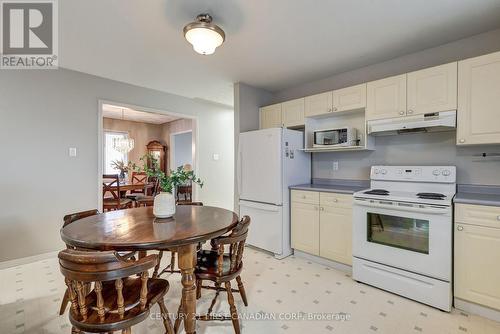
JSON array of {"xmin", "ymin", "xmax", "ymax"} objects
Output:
[{"xmin": 313, "ymin": 127, "xmax": 358, "ymax": 147}]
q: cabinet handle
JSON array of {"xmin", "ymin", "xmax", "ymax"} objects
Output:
[
  {"xmin": 320, "ymin": 207, "xmax": 324, "ymax": 211},
  {"xmin": 328, "ymin": 108, "xmax": 332, "ymax": 112},
  {"xmin": 399, "ymin": 111, "xmax": 405, "ymax": 115},
  {"xmin": 407, "ymin": 109, "xmax": 414, "ymax": 114},
  {"xmin": 459, "ymin": 138, "xmax": 465, "ymax": 143},
  {"xmin": 332, "ymin": 198, "xmax": 338, "ymax": 202},
  {"xmin": 457, "ymin": 225, "xmax": 464, "ymax": 231},
  {"xmin": 332, "ymin": 107, "xmax": 338, "ymax": 112}
]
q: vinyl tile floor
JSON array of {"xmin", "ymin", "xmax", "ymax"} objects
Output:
[{"xmin": 1, "ymin": 247, "xmax": 500, "ymax": 334}]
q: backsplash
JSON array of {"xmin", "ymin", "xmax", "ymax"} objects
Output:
[{"xmin": 312, "ymin": 131, "xmax": 500, "ymax": 185}]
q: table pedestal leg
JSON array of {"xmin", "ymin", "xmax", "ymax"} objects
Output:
[{"xmin": 178, "ymin": 244, "xmax": 197, "ymax": 334}]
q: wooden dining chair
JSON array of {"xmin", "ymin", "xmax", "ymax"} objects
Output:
[
  {"xmin": 174, "ymin": 216, "xmax": 251, "ymax": 334},
  {"xmin": 103, "ymin": 174, "xmax": 133, "ymax": 211},
  {"xmin": 59, "ymin": 209, "xmax": 100, "ymax": 315},
  {"xmin": 154, "ymin": 202, "xmax": 204, "ymax": 279},
  {"xmin": 176, "ymin": 183, "xmax": 192, "ymax": 203},
  {"xmin": 58, "ymin": 249, "xmax": 174, "ymax": 334},
  {"xmin": 126, "ymin": 172, "xmax": 148, "ymax": 201},
  {"xmin": 135, "ymin": 178, "xmax": 160, "ymax": 208}
]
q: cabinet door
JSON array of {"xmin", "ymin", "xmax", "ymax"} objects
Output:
[
  {"xmin": 260, "ymin": 104, "xmax": 282, "ymax": 129},
  {"xmin": 282, "ymin": 98, "xmax": 305, "ymax": 127},
  {"xmin": 319, "ymin": 206, "xmax": 352, "ymax": 265},
  {"xmin": 332, "ymin": 83, "xmax": 367, "ymax": 112},
  {"xmin": 407, "ymin": 62, "xmax": 457, "ymax": 116},
  {"xmin": 291, "ymin": 202, "xmax": 320, "ymax": 255},
  {"xmin": 366, "ymin": 74, "xmax": 407, "ymax": 121},
  {"xmin": 457, "ymin": 51, "xmax": 500, "ymax": 145},
  {"xmin": 305, "ymin": 91, "xmax": 333, "ymax": 117},
  {"xmin": 454, "ymin": 223, "xmax": 500, "ymax": 310}
]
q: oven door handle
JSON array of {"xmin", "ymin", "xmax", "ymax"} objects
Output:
[{"xmin": 354, "ymin": 200, "xmax": 449, "ymax": 215}]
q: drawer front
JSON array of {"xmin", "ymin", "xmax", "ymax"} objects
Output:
[
  {"xmin": 320, "ymin": 192, "xmax": 353, "ymax": 208},
  {"xmin": 455, "ymin": 204, "xmax": 500, "ymax": 228},
  {"xmin": 291, "ymin": 190, "xmax": 319, "ymax": 204}
]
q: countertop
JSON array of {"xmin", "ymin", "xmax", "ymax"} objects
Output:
[
  {"xmin": 454, "ymin": 184, "xmax": 500, "ymax": 207},
  {"xmin": 289, "ymin": 178, "xmax": 369, "ymax": 195}
]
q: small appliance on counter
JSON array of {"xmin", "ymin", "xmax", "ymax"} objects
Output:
[
  {"xmin": 313, "ymin": 127, "xmax": 358, "ymax": 147},
  {"xmin": 352, "ymin": 165, "xmax": 456, "ymax": 311}
]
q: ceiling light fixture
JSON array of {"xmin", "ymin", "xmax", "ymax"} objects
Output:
[{"xmin": 183, "ymin": 14, "xmax": 225, "ymax": 55}]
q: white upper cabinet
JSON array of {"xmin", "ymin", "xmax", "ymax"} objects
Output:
[
  {"xmin": 305, "ymin": 91, "xmax": 333, "ymax": 117},
  {"xmin": 332, "ymin": 83, "xmax": 366, "ymax": 112},
  {"xmin": 407, "ymin": 62, "xmax": 457, "ymax": 116},
  {"xmin": 282, "ymin": 98, "xmax": 305, "ymax": 127},
  {"xmin": 260, "ymin": 103, "xmax": 282, "ymax": 129},
  {"xmin": 366, "ymin": 74, "xmax": 407, "ymax": 121},
  {"xmin": 457, "ymin": 51, "xmax": 500, "ymax": 145}
]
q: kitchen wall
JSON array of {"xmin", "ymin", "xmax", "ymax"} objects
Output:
[
  {"xmin": 272, "ymin": 28, "xmax": 500, "ymax": 185},
  {"xmin": 0, "ymin": 68, "xmax": 234, "ymax": 263},
  {"xmin": 103, "ymin": 117, "xmax": 164, "ymax": 167}
]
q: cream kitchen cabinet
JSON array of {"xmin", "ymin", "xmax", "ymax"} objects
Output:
[
  {"xmin": 260, "ymin": 103, "xmax": 282, "ymax": 129},
  {"xmin": 305, "ymin": 84, "xmax": 367, "ymax": 118},
  {"xmin": 367, "ymin": 63, "xmax": 457, "ymax": 121},
  {"xmin": 319, "ymin": 193, "xmax": 353, "ymax": 265},
  {"xmin": 305, "ymin": 91, "xmax": 333, "ymax": 117},
  {"xmin": 454, "ymin": 203, "xmax": 500, "ymax": 310},
  {"xmin": 366, "ymin": 74, "xmax": 407, "ymax": 121},
  {"xmin": 457, "ymin": 51, "xmax": 500, "ymax": 145},
  {"xmin": 291, "ymin": 190, "xmax": 353, "ymax": 265},
  {"xmin": 407, "ymin": 62, "xmax": 457, "ymax": 116},
  {"xmin": 331, "ymin": 84, "xmax": 367, "ymax": 113},
  {"xmin": 282, "ymin": 98, "xmax": 305, "ymax": 127},
  {"xmin": 291, "ymin": 200, "xmax": 320, "ymax": 255}
]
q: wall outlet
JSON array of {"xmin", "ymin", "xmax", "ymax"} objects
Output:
[
  {"xmin": 69, "ymin": 147, "xmax": 77, "ymax": 157},
  {"xmin": 212, "ymin": 153, "xmax": 220, "ymax": 161},
  {"xmin": 332, "ymin": 161, "xmax": 339, "ymax": 171}
]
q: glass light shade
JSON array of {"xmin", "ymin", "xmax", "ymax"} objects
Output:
[
  {"xmin": 185, "ymin": 27, "xmax": 224, "ymax": 55},
  {"xmin": 112, "ymin": 137, "xmax": 135, "ymax": 153}
]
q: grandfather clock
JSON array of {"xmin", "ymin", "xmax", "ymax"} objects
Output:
[{"xmin": 146, "ymin": 140, "xmax": 167, "ymax": 173}]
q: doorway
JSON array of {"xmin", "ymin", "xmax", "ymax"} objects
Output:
[{"xmin": 97, "ymin": 100, "xmax": 198, "ymax": 210}]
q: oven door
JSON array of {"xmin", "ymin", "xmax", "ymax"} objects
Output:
[{"xmin": 353, "ymin": 198, "xmax": 452, "ymax": 281}]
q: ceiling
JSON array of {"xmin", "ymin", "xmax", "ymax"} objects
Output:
[
  {"xmin": 60, "ymin": 0, "xmax": 500, "ymax": 106},
  {"xmin": 102, "ymin": 104, "xmax": 180, "ymax": 124}
]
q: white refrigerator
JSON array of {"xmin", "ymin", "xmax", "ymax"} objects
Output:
[{"xmin": 238, "ymin": 128, "xmax": 310, "ymax": 259}]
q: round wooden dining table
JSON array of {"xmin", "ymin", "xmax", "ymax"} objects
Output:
[{"xmin": 61, "ymin": 205, "xmax": 239, "ymax": 334}]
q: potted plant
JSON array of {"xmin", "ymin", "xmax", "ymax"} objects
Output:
[
  {"xmin": 110, "ymin": 160, "xmax": 137, "ymax": 182},
  {"xmin": 140, "ymin": 155, "xmax": 203, "ymax": 218}
]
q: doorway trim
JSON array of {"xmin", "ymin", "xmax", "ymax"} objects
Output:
[{"xmin": 97, "ymin": 99, "xmax": 199, "ymax": 210}]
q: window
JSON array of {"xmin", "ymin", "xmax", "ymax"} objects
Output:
[{"xmin": 103, "ymin": 131, "xmax": 128, "ymax": 174}]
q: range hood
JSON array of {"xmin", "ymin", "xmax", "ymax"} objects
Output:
[{"xmin": 367, "ymin": 110, "xmax": 456, "ymax": 136}]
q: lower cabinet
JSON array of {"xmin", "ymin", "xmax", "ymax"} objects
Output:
[
  {"xmin": 291, "ymin": 202, "xmax": 320, "ymax": 255},
  {"xmin": 454, "ymin": 204, "xmax": 500, "ymax": 310},
  {"xmin": 291, "ymin": 190, "xmax": 352, "ymax": 265}
]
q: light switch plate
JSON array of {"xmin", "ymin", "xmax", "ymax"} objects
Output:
[
  {"xmin": 212, "ymin": 153, "xmax": 219, "ymax": 161},
  {"xmin": 69, "ymin": 147, "xmax": 77, "ymax": 157},
  {"xmin": 333, "ymin": 161, "xmax": 339, "ymax": 171}
]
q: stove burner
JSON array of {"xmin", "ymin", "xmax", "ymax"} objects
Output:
[
  {"xmin": 364, "ymin": 189, "xmax": 390, "ymax": 196},
  {"xmin": 416, "ymin": 192, "xmax": 446, "ymax": 200}
]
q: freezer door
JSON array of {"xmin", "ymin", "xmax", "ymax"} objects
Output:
[
  {"xmin": 238, "ymin": 128, "xmax": 283, "ymax": 205},
  {"xmin": 240, "ymin": 200, "xmax": 283, "ymax": 255}
]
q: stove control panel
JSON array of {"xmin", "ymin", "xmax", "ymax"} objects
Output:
[{"xmin": 370, "ymin": 166, "xmax": 456, "ymax": 183}]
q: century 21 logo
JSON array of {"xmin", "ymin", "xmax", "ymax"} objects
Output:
[{"xmin": 2, "ymin": 1, "xmax": 53, "ymax": 55}]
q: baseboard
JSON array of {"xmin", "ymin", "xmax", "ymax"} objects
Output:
[
  {"xmin": 454, "ymin": 298, "xmax": 500, "ymax": 323},
  {"xmin": 0, "ymin": 250, "xmax": 59, "ymax": 270},
  {"xmin": 293, "ymin": 250, "xmax": 352, "ymax": 274}
]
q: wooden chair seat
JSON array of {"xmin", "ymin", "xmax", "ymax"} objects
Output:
[
  {"xmin": 70, "ymin": 277, "xmax": 169, "ymax": 332},
  {"xmin": 135, "ymin": 196, "xmax": 154, "ymax": 207},
  {"xmin": 103, "ymin": 197, "xmax": 132, "ymax": 208},
  {"xmin": 195, "ymin": 250, "xmax": 242, "ymax": 282}
]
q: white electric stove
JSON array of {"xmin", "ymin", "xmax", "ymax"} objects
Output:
[{"xmin": 352, "ymin": 166, "xmax": 456, "ymax": 311}]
